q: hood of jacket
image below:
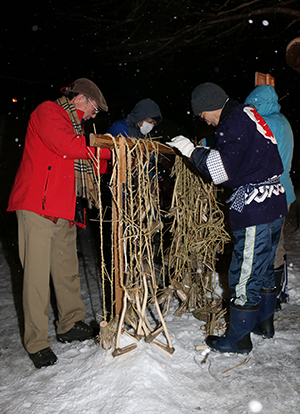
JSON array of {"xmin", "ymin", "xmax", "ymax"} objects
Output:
[
  {"xmin": 126, "ymin": 99, "xmax": 162, "ymax": 127},
  {"xmin": 244, "ymin": 85, "xmax": 281, "ymax": 117}
]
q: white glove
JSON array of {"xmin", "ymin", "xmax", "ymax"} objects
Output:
[{"xmin": 166, "ymin": 135, "xmax": 195, "ymax": 158}]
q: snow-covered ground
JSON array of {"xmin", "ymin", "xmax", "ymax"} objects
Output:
[{"xmin": 0, "ymin": 196, "xmax": 299, "ymax": 414}]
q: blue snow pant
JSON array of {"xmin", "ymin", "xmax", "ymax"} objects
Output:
[{"xmin": 229, "ymin": 217, "xmax": 284, "ymax": 306}]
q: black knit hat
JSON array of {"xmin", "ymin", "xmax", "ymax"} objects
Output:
[{"xmin": 191, "ymin": 82, "xmax": 229, "ymax": 116}]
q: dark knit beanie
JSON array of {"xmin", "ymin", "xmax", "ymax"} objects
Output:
[{"xmin": 191, "ymin": 82, "xmax": 229, "ymax": 116}]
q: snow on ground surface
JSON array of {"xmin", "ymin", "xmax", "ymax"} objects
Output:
[{"xmin": 0, "ymin": 197, "xmax": 300, "ymax": 414}]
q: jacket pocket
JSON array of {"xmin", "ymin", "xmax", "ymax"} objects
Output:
[{"xmin": 42, "ymin": 166, "xmax": 52, "ymax": 210}]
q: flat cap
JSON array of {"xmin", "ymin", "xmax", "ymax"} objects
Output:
[{"xmin": 64, "ymin": 78, "xmax": 108, "ymax": 112}]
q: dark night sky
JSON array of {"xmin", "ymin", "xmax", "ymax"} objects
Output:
[{"xmin": 1, "ymin": 1, "xmax": 300, "ymax": 174}]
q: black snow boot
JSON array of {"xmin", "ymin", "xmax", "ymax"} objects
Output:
[
  {"xmin": 274, "ymin": 256, "xmax": 289, "ymax": 311},
  {"xmin": 57, "ymin": 321, "xmax": 93, "ymax": 343},
  {"xmin": 29, "ymin": 347, "xmax": 58, "ymax": 369},
  {"xmin": 205, "ymin": 303, "xmax": 259, "ymax": 354},
  {"xmin": 252, "ymin": 287, "xmax": 276, "ymax": 338}
]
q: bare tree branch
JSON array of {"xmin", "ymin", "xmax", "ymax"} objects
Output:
[{"xmin": 68, "ymin": 0, "xmax": 300, "ymax": 68}]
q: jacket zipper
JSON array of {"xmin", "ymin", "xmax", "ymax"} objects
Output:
[{"xmin": 42, "ymin": 166, "xmax": 52, "ymax": 210}]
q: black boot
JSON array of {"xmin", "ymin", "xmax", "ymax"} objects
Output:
[
  {"xmin": 57, "ymin": 321, "xmax": 93, "ymax": 343},
  {"xmin": 252, "ymin": 287, "xmax": 276, "ymax": 338},
  {"xmin": 281, "ymin": 254, "xmax": 289, "ymax": 303},
  {"xmin": 274, "ymin": 256, "xmax": 289, "ymax": 311},
  {"xmin": 29, "ymin": 347, "xmax": 58, "ymax": 369},
  {"xmin": 274, "ymin": 265, "xmax": 284, "ymax": 311},
  {"xmin": 205, "ymin": 303, "xmax": 259, "ymax": 354}
]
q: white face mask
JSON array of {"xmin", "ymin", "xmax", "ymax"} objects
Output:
[{"xmin": 140, "ymin": 121, "xmax": 154, "ymax": 135}]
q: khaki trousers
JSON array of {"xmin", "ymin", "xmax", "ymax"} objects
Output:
[{"xmin": 16, "ymin": 210, "xmax": 86, "ymax": 353}]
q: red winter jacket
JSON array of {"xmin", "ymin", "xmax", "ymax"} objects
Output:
[{"xmin": 7, "ymin": 101, "xmax": 111, "ymax": 221}]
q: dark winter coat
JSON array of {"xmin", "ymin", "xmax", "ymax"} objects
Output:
[{"xmin": 191, "ymin": 100, "xmax": 287, "ymax": 231}]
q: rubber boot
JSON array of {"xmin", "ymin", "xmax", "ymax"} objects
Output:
[
  {"xmin": 252, "ymin": 287, "xmax": 276, "ymax": 338},
  {"xmin": 205, "ymin": 303, "xmax": 259, "ymax": 354},
  {"xmin": 274, "ymin": 265, "xmax": 284, "ymax": 311},
  {"xmin": 281, "ymin": 254, "xmax": 289, "ymax": 303}
]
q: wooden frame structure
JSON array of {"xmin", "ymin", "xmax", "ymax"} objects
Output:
[{"xmin": 90, "ymin": 133, "xmax": 175, "ymax": 356}]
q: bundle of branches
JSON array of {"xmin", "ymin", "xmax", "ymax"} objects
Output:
[
  {"xmin": 89, "ymin": 136, "xmax": 230, "ymax": 348},
  {"xmin": 109, "ymin": 135, "xmax": 166, "ymax": 291},
  {"xmin": 90, "ymin": 135, "xmax": 168, "ymax": 350},
  {"xmin": 161, "ymin": 156, "xmax": 230, "ymax": 335}
]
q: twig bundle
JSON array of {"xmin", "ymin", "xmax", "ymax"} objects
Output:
[
  {"xmin": 89, "ymin": 135, "xmax": 230, "ymax": 350},
  {"xmin": 165, "ymin": 156, "xmax": 230, "ymax": 333}
]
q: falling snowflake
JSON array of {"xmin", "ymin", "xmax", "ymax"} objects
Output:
[{"xmin": 248, "ymin": 400, "xmax": 263, "ymax": 413}]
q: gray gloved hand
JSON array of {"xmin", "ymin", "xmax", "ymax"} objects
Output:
[{"xmin": 166, "ymin": 135, "xmax": 195, "ymax": 158}]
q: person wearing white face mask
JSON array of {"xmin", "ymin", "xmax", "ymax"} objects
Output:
[
  {"xmin": 139, "ymin": 119, "xmax": 155, "ymax": 135},
  {"xmin": 107, "ymin": 98, "xmax": 162, "ymax": 138},
  {"xmin": 105, "ymin": 99, "xmax": 165, "ymax": 241}
]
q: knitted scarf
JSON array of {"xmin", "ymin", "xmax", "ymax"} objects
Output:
[{"xmin": 56, "ymin": 96, "xmax": 97, "ymax": 208}]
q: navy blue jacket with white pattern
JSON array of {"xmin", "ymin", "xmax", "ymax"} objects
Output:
[{"xmin": 191, "ymin": 99, "xmax": 287, "ymax": 231}]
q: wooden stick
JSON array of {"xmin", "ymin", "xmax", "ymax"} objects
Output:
[
  {"xmin": 114, "ymin": 291, "xmax": 128, "ymax": 350},
  {"xmin": 113, "ymin": 290, "xmax": 138, "ymax": 358},
  {"xmin": 113, "ymin": 141, "xmax": 126, "ymax": 315},
  {"xmin": 98, "ymin": 321, "xmax": 112, "ymax": 350},
  {"xmin": 89, "ymin": 133, "xmax": 175, "ymax": 155},
  {"xmin": 134, "ymin": 294, "xmax": 174, "ymax": 354},
  {"xmin": 112, "ymin": 344, "xmax": 137, "ymax": 357},
  {"xmin": 135, "ymin": 293, "xmax": 151, "ymax": 338},
  {"xmin": 153, "ymin": 295, "xmax": 174, "ymax": 350},
  {"xmin": 222, "ymin": 357, "xmax": 251, "ymax": 374},
  {"xmin": 124, "ymin": 330, "xmax": 140, "ymax": 342},
  {"xmin": 152, "ymin": 340, "xmax": 175, "ymax": 355},
  {"xmin": 135, "ymin": 289, "xmax": 156, "ymax": 335},
  {"xmin": 136, "ymin": 272, "xmax": 149, "ymax": 336},
  {"xmin": 144, "ymin": 325, "xmax": 164, "ymax": 343}
]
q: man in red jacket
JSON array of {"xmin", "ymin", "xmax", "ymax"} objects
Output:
[{"xmin": 7, "ymin": 78, "xmax": 111, "ymax": 368}]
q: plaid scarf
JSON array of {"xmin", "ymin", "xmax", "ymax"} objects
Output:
[{"xmin": 56, "ymin": 96, "xmax": 97, "ymax": 208}]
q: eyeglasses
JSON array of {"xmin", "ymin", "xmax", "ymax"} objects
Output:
[{"xmin": 86, "ymin": 96, "xmax": 99, "ymax": 114}]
